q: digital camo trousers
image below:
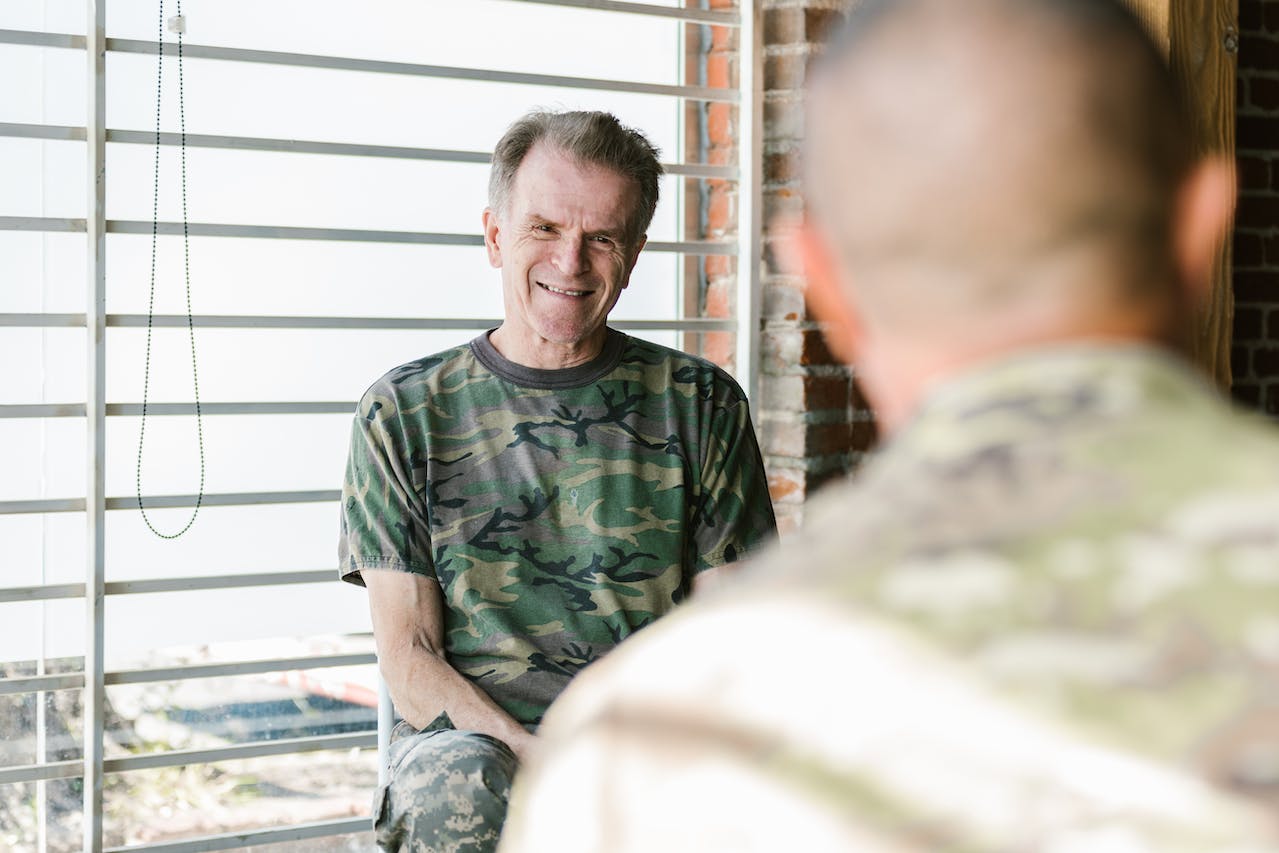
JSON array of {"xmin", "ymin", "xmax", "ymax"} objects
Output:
[{"xmin": 374, "ymin": 720, "xmax": 521, "ymax": 853}]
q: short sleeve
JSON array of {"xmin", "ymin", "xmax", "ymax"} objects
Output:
[
  {"xmin": 337, "ymin": 386, "xmax": 435, "ymax": 587},
  {"xmin": 690, "ymin": 398, "xmax": 777, "ymax": 573}
]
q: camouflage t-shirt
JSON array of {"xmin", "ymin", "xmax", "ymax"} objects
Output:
[{"xmin": 339, "ymin": 328, "xmax": 776, "ymax": 727}]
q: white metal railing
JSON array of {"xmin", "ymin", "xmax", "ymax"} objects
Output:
[{"xmin": 2, "ymin": 1, "xmax": 757, "ymax": 849}]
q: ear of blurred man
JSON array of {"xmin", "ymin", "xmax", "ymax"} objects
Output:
[{"xmin": 1173, "ymin": 157, "xmax": 1236, "ymax": 310}]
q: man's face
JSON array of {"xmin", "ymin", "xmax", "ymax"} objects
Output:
[{"xmin": 483, "ymin": 143, "xmax": 646, "ymax": 360}]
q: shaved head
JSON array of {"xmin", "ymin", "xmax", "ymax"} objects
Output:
[{"xmin": 805, "ymin": 0, "xmax": 1194, "ymax": 334}]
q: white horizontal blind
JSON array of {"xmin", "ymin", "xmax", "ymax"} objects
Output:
[{"xmin": 0, "ymin": 1, "xmax": 753, "ymax": 850}]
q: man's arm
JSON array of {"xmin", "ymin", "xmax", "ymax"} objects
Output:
[{"xmin": 364, "ymin": 569, "xmax": 535, "ymax": 759}]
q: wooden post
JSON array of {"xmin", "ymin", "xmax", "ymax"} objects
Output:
[
  {"xmin": 1170, "ymin": 0, "xmax": 1239, "ymax": 388},
  {"xmin": 1125, "ymin": 0, "xmax": 1238, "ymax": 387}
]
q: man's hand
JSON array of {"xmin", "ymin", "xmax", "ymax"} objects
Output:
[{"xmin": 364, "ymin": 569, "xmax": 534, "ymax": 758}]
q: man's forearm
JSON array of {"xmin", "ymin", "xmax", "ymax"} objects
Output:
[{"xmin": 383, "ymin": 642, "xmax": 535, "ymax": 759}]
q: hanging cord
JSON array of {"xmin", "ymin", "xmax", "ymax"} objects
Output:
[{"xmin": 137, "ymin": 0, "xmax": 205, "ymax": 538}]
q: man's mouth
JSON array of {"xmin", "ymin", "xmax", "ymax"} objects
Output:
[{"xmin": 538, "ymin": 282, "xmax": 591, "ymax": 298}]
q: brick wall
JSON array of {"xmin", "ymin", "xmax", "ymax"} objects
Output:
[
  {"xmin": 1233, "ymin": 0, "xmax": 1279, "ymax": 417},
  {"xmin": 687, "ymin": 1, "xmax": 872, "ymax": 534}
]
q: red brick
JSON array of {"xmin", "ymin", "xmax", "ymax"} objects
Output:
[
  {"xmin": 1265, "ymin": 385, "xmax": 1279, "ymax": 417},
  {"xmin": 760, "ymin": 373, "xmax": 850, "ymax": 413},
  {"xmin": 762, "ymin": 280, "xmax": 806, "ymax": 322},
  {"xmin": 707, "ymin": 184, "xmax": 736, "ymax": 231},
  {"xmin": 1240, "ymin": 114, "xmax": 1279, "ymax": 151},
  {"xmin": 1237, "ymin": 305, "xmax": 1266, "ymax": 339},
  {"xmin": 1235, "ymin": 345, "xmax": 1254, "ymax": 378},
  {"xmin": 763, "ymin": 95, "xmax": 805, "ymax": 140},
  {"xmin": 851, "ymin": 417, "xmax": 878, "ymax": 452},
  {"xmin": 704, "ymin": 277, "xmax": 732, "ymax": 318},
  {"xmin": 702, "ymin": 331, "xmax": 734, "ymax": 369},
  {"xmin": 708, "ymin": 23, "xmax": 734, "ymax": 52},
  {"xmin": 764, "ymin": 148, "xmax": 801, "ymax": 185},
  {"xmin": 706, "ymin": 102, "xmax": 735, "ymax": 146},
  {"xmin": 1269, "ymin": 308, "xmax": 1279, "ymax": 339},
  {"xmin": 767, "ymin": 468, "xmax": 806, "ymax": 505},
  {"xmin": 706, "ymin": 53, "xmax": 732, "ymax": 90},
  {"xmin": 1236, "ymin": 270, "xmax": 1279, "ymax": 301},
  {"xmin": 704, "ymin": 254, "xmax": 733, "ymax": 280},
  {"xmin": 805, "ymin": 8, "xmax": 847, "ymax": 43},
  {"xmin": 763, "ymin": 7, "xmax": 804, "ymax": 45},
  {"xmin": 1266, "ymin": 2, "xmax": 1279, "ymax": 33},
  {"xmin": 1232, "ymin": 382, "xmax": 1263, "ymax": 407},
  {"xmin": 1238, "ymin": 155, "xmax": 1271, "ymax": 190},
  {"xmin": 763, "ymin": 186, "xmax": 804, "ymax": 222},
  {"xmin": 764, "ymin": 51, "xmax": 807, "ymax": 91},
  {"xmin": 1250, "ymin": 75, "xmax": 1279, "ymax": 110},
  {"xmin": 1238, "ymin": 194, "xmax": 1279, "ymax": 228},
  {"xmin": 1253, "ymin": 347, "xmax": 1279, "ymax": 376},
  {"xmin": 1241, "ymin": 34, "xmax": 1279, "ymax": 71},
  {"xmin": 1236, "ymin": 231, "xmax": 1267, "ymax": 267},
  {"xmin": 1241, "ymin": 0, "xmax": 1264, "ymax": 32}
]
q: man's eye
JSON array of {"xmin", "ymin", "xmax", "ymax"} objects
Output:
[
  {"xmin": 534, "ymin": 224, "xmax": 554, "ymax": 233},
  {"xmin": 590, "ymin": 235, "xmax": 614, "ymax": 245}
]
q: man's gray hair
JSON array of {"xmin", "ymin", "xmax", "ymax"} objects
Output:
[{"xmin": 488, "ymin": 110, "xmax": 663, "ymax": 240}]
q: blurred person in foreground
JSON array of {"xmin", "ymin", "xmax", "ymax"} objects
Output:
[
  {"xmin": 338, "ymin": 110, "xmax": 776, "ymax": 852},
  {"xmin": 499, "ymin": 1, "xmax": 1279, "ymax": 850}
]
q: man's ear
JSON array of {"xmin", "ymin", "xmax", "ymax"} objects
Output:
[
  {"xmin": 1173, "ymin": 157, "xmax": 1236, "ymax": 305},
  {"xmin": 774, "ymin": 217, "xmax": 862, "ymax": 365},
  {"xmin": 482, "ymin": 207, "xmax": 503, "ymax": 269}
]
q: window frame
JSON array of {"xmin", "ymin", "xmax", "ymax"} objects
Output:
[{"xmin": 0, "ymin": 1, "xmax": 760, "ymax": 849}]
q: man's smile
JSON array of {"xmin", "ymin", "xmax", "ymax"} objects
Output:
[{"xmin": 538, "ymin": 282, "xmax": 592, "ymax": 298}]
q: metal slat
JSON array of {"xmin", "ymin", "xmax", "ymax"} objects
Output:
[
  {"xmin": 508, "ymin": 0, "xmax": 738, "ymax": 26},
  {"xmin": 0, "ymin": 498, "xmax": 86, "ymax": 514},
  {"xmin": 102, "ymin": 731, "xmax": 376, "ymax": 774},
  {"xmin": 102, "ymin": 817, "xmax": 371, "ymax": 853},
  {"xmin": 0, "ymin": 122, "xmax": 739, "ymax": 179},
  {"xmin": 0, "ymin": 570, "xmax": 333, "ymax": 603},
  {"xmin": 0, "ymin": 216, "xmax": 87, "ymax": 232},
  {"xmin": 0, "ymin": 28, "xmax": 85, "ymax": 49},
  {"xmin": 0, "ymin": 672, "xmax": 86, "ymax": 696},
  {"xmin": 107, "ymin": 401, "xmax": 353, "ymax": 416},
  {"xmin": 104, "ymin": 570, "xmax": 334, "ymax": 594},
  {"xmin": 105, "ymin": 653, "xmax": 376, "ymax": 686},
  {"xmin": 105, "ymin": 220, "xmax": 735, "ymax": 254},
  {"xmin": 0, "ymin": 403, "xmax": 86, "ymax": 418},
  {"xmin": 0, "ymin": 760, "xmax": 82, "ymax": 786},
  {"xmin": 105, "ymin": 489, "xmax": 340, "ymax": 511},
  {"xmin": 0, "ymin": 121, "xmax": 86, "ymax": 141},
  {"xmin": 0, "ymin": 582, "xmax": 86, "ymax": 603},
  {"xmin": 106, "ymin": 37, "xmax": 738, "ymax": 104},
  {"xmin": 0, "ymin": 313, "xmax": 86, "ymax": 327},
  {"xmin": 0, "ymin": 491, "xmax": 335, "ymax": 516}
]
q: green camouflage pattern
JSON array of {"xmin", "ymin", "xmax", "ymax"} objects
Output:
[
  {"xmin": 375, "ymin": 718, "xmax": 518, "ymax": 853},
  {"xmin": 502, "ymin": 346, "xmax": 1279, "ymax": 851},
  {"xmin": 340, "ymin": 328, "xmax": 775, "ymax": 727}
]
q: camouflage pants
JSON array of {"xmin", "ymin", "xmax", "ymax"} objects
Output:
[{"xmin": 374, "ymin": 719, "xmax": 521, "ymax": 853}]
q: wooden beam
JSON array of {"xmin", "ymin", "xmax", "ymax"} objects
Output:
[
  {"xmin": 1126, "ymin": 0, "xmax": 1238, "ymax": 387},
  {"xmin": 1170, "ymin": 0, "xmax": 1239, "ymax": 388}
]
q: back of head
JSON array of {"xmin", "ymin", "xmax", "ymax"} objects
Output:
[
  {"xmin": 805, "ymin": 0, "xmax": 1194, "ymax": 339},
  {"xmin": 489, "ymin": 110, "xmax": 663, "ymax": 240}
]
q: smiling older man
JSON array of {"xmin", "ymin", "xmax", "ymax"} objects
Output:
[{"xmin": 338, "ymin": 110, "xmax": 776, "ymax": 852}]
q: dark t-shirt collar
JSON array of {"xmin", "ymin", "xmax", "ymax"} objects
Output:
[{"xmin": 470, "ymin": 327, "xmax": 627, "ymax": 390}]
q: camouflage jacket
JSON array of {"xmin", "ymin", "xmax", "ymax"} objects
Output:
[
  {"xmin": 503, "ymin": 345, "xmax": 1279, "ymax": 851},
  {"xmin": 339, "ymin": 329, "xmax": 776, "ymax": 727}
]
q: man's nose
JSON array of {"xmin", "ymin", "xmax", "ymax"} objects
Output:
[{"xmin": 550, "ymin": 233, "xmax": 590, "ymax": 276}]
